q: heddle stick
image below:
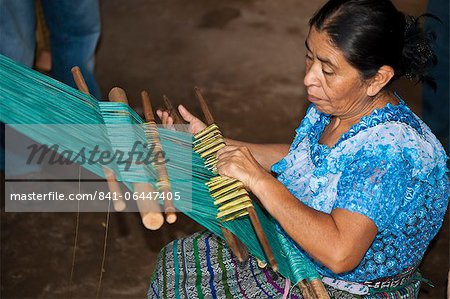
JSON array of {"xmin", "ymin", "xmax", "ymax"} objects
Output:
[
  {"xmin": 162, "ymin": 95, "xmax": 249, "ymax": 263},
  {"xmin": 71, "ymin": 67, "xmax": 126, "ymax": 212},
  {"xmin": 108, "ymin": 87, "xmax": 165, "ymax": 230},
  {"xmin": 309, "ymin": 279, "xmax": 330, "ymax": 299},
  {"xmin": 195, "ymin": 88, "xmax": 329, "ymax": 297},
  {"xmin": 162, "ymin": 95, "xmax": 190, "ymax": 132},
  {"xmin": 193, "ymin": 87, "xmax": 214, "ymax": 125},
  {"xmin": 141, "ymin": 90, "xmax": 177, "ymax": 224},
  {"xmin": 298, "ymin": 279, "xmax": 317, "ymax": 299},
  {"xmin": 298, "ymin": 279, "xmax": 330, "ymax": 299},
  {"xmin": 162, "ymin": 95, "xmax": 181, "ymax": 124},
  {"xmin": 194, "ymin": 87, "xmax": 278, "ymax": 272}
]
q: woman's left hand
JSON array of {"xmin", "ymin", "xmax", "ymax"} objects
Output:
[{"xmin": 216, "ymin": 145, "xmax": 269, "ymax": 191}]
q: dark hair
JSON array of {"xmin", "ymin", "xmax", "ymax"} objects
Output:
[{"xmin": 309, "ymin": 0, "xmax": 437, "ymax": 85}]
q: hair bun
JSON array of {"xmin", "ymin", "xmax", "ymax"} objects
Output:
[{"xmin": 401, "ymin": 14, "xmax": 439, "ymax": 87}]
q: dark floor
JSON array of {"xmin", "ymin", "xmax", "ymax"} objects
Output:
[{"xmin": 2, "ymin": 0, "xmax": 449, "ymax": 298}]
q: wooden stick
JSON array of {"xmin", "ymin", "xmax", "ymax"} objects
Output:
[
  {"xmin": 194, "ymin": 87, "xmax": 214, "ymax": 125},
  {"xmin": 195, "ymin": 86, "xmax": 328, "ymax": 297},
  {"xmin": 220, "ymin": 225, "xmax": 248, "ymax": 262},
  {"xmin": 108, "ymin": 87, "xmax": 164, "ymax": 230},
  {"xmin": 194, "ymin": 87, "xmax": 278, "ymax": 271},
  {"xmin": 164, "ymin": 93, "xmax": 249, "ymax": 263},
  {"xmin": 309, "ymin": 279, "xmax": 330, "ymax": 299},
  {"xmin": 298, "ymin": 280, "xmax": 317, "ymax": 299},
  {"xmin": 141, "ymin": 90, "xmax": 177, "ymax": 224},
  {"xmin": 141, "ymin": 90, "xmax": 156, "ymax": 122},
  {"xmin": 247, "ymin": 206, "xmax": 278, "ymax": 272},
  {"xmin": 71, "ymin": 67, "xmax": 90, "ymax": 94},
  {"xmin": 195, "ymin": 85, "xmax": 327, "ymax": 296},
  {"xmin": 162, "ymin": 95, "xmax": 189, "ymax": 132},
  {"xmin": 70, "ymin": 67, "xmax": 126, "ymax": 212}
]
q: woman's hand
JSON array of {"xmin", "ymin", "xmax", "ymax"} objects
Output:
[
  {"xmin": 216, "ymin": 145, "xmax": 270, "ymax": 191},
  {"xmin": 156, "ymin": 105, "xmax": 207, "ymax": 135}
]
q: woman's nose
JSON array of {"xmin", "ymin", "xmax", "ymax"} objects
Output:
[{"xmin": 303, "ymin": 64, "xmax": 320, "ymax": 87}]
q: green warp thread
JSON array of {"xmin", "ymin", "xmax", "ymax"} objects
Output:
[{"xmin": 0, "ymin": 54, "xmax": 321, "ymax": 285}]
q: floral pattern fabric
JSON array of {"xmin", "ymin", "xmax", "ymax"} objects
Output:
[{"xmin": 271, "ymin": 96, "xmax": 449, "ymax": 282}]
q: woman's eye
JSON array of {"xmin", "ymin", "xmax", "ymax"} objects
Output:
[
  {"xmin": 305, "ymin": 55, "xmax": 313, "ymax": 61},
  {"xmin": 323, "ymin": 69, "xmax": 334, "ymax": 76}
]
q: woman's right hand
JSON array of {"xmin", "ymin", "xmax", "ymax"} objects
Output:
[{"xmin": 156, "ymin": 105, "xmax": 207, "ymax": 135}]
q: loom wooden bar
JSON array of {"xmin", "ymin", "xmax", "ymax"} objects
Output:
[
  {"xmin": 220, "ymin": 226, "xmax": 249, "ymax": 262},
  {"xmin": 166, "ymin": 95, "xmax": 250, "ymax": 263},
  {"xmin": 141, "ymin": 90, "xmax": 177, "ymax": 224},
  {"xmin": 108, "ymin": 87, "xmax": 164, "ymax": 230},
  {"xmin": 70, "ymin": 67, "xmax": 126, "ymax": 212},
  {"xmin": 71, "ymin": 66, "xmax": 89, "ymax": 94},
  {"xmin": 162, "ymin": 95, "xmax": 189, "ymax": 132},
  {"xmin": 194, "ymin": 87, "xmax": 214, "ymax": 125},
  {"xmin": 298, "ymin": 279, "xmax": 317, "ymax": 299},
  {"xmin": 103, "ymin": 168, "xmax": 126, "ymax": 212},
  {"xmin": 141, "ymin": 90, "xmax": 155, "ymax": 122},
  {"xmin": 195, "ymin": 87, "xmax": 278, "ymax": 271},
  {"xmin": 309, "ymin": 279, "xmax": 330, "ymax": 299},
  {"xmin": 247, "ymin": 206, "xmax": 278, "ymax": 272}
]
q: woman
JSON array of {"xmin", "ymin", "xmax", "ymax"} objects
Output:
[{"xmin": 149, "ymin": 0, "xmax": 449, "ymax": 298}]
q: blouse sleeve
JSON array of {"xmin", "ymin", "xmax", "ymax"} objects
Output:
[
  {"xmin": 334, "ymin": 151, "xmax": 413, "ymax": 231},
  {"xmin": 272, "ymin": 104, "xmax": 321, "ymax": 174}
]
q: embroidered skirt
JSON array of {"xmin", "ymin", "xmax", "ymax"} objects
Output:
[{"xmin": 148, "ymin": 230, "xmax": 421, "ymax": 299}]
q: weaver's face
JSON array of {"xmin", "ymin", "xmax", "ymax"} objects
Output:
[{"xmin": 303, "ymin": 26, "xmax": 369, "ymax": 117}]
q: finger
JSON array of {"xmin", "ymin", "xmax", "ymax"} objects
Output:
[
  {"xmin": 159, "ymin": 111, "xmax": 166, "ymax": 124},
  {"xmin": 217, "ymin": 145, "xmax": 238, "ymax": 155},
  {"xmin": 216, "ymin": 166, "xmax": 227, "ymax": 177},
  {"xmin": 216, "ymin": 155, "xmax": 233, "ymax": 166},
  {"xmin": 216, "ymin": 146, "xmax": 240, "ymax": 159},
  {"xmin": 216, "ymin": 161, "xmax": 231, "ymax": 177},
  {"xmin": 162, "ymin": 111, "xmax": 170, "ymax": 123},
  {"xmin": 216, "ymin": 162, "xmax": 239, "ymax": 180},
  {"xmin": 157, "ymin": 109, "xmax": 170, "ymax": 118},
  {"xmin": 156, "ymin": 109, "xmax": 163, "ymax": 119},
  {"xmin": 178, "ymin": 105, "xmax": 196, "ymax": 123},
  {"xmin": 167, "ymin": 115, "xmax": 173, "ymax": 126},
  {"xmin": 161, "ymin": 111, "xmax": 172, "ymax": 128}
]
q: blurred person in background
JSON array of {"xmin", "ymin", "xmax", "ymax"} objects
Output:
[
  {"xmin": 0, "ymin": 0, "xmax": 101, "ymax": 98},
  {"xmin": 0, "ymin": 0, "xmax": 101, "ymax": 175}
]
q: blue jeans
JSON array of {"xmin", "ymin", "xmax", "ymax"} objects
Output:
[
  {"xmin": 0, "ymin": 0, "xmax": 101, "ymax": 175},
  {"xmin": 422, "ymin": 0, "xmax": 449, "ymax": 153},
  {"xmin": 0, "ymin": 0, "xmax": 101, "ymax": 98}
]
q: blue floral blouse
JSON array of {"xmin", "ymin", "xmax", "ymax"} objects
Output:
[{"xmin": 271, "ymin": 95, "xmax": 449, "ymax": 282}]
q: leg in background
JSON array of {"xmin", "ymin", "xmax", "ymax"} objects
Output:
[{"xmin": 41, "ymin": 0, "xmax": 102, "ymax": 99}]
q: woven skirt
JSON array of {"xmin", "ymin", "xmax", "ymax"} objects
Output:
[
  {"xmin": 148, "ymin": 230, "xmax": 304, "ymax": 299},
  {"xmin": 147, "ymin": 230, "xmax": 421, "ymax": 299}
]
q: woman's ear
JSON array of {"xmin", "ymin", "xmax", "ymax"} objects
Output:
[{"xmin": 367, "ymin": 66, "xmax": 395, "ymax": 96}]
